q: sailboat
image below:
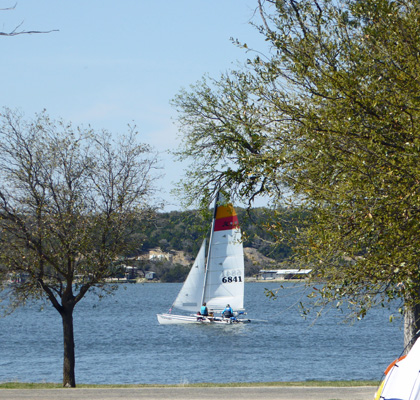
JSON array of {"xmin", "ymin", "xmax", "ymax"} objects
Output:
[{"xmin": 156, "ymin": 193, "xmax": 251, "ymax": 325}]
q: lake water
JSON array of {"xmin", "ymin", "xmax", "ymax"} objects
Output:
[{"xmin": 0, "ymin": 282, "xmax": 404, "ymax": 385}]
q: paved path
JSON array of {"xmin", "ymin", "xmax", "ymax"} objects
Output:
[{"xmin": 0, "ymin": 386, "xmax": 376, "ymax": 400}]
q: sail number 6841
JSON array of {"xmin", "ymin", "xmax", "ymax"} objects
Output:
[{"xmin": 222, "ymin": 276, "xmax": 242, "ymax": 283}]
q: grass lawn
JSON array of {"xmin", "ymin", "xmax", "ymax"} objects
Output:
[{"xmin": 0, "ymin": 380, "xmax": 380, "ymax": 389}]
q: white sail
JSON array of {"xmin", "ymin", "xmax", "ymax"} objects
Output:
[
  {"xmin": 203, "ymin": 227, "xmax": 244, "ymax": 311},
  {"xmin": 157, "ymin": 193, "xmax": 249, "ymax": 325},
  {"xmin": 202, "ymin": 196, "xmax": 245, "ymax": 312},
  {"xmin": 172, "ymin": 239, "xmax": 206, "ymax": 312}
]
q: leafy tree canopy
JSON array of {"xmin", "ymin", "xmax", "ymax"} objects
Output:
[{"xmin": 173, "ymin": 0, "xmax": 420, "ymax": 346}]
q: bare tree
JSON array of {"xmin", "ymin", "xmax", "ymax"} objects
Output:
[{"xmin": 0, "ymin": 109, "xmax": 159, "ymax": 387}]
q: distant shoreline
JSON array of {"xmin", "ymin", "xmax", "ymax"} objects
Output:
[{"xmin": 107, "ymin": 277, "xmax": 306, "ymax": 284}]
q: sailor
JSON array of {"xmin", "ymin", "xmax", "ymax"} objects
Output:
[
  {"xmin": 222, "ymin": 304, "xmax": 233, "ymax": 318},
  {"xmin": 200, "ymin": 302, "xmax": 209, "ymax": 317}
]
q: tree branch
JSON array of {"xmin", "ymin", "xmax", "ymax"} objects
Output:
[
  {"xmin": 1, "ymin": 4, "xmax": 59, "ymax": 36},
  {"xmin": 0, "ymin": 2, "xmax": 17, "ymax": 11},
  {"xmin": 0, "ymin": 28, "xmax": 59, "ymax": 36}
]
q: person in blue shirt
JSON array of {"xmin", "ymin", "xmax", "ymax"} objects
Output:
[
  {"xmin": 222, "ymin": 304, "xmax": 233, "ymax": 319},
  {"xmin": 200, "ymin": 302, "xmax": 209, "ymax": 316}
]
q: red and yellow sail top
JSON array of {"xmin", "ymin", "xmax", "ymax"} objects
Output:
[{"xmin": 214, "ymin": 203, "xmax": 239, "ymax": 232}]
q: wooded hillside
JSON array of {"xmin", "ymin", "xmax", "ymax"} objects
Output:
[
  {"xmin": 140, "ymin": 208, "xmax": 293, "ymax": 259},
  {"xmin": 125, "ymin": 207, "xmax": 299, "ymax": 281}
]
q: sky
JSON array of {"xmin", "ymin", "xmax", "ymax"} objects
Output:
[{"xmin": 1, "ymin": 0, "xmax": 268, "ymax": 211}]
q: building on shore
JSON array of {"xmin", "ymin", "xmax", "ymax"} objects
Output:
[{"xmin": 258, "ymin": 269, "xmax": 311, "ymax": 280}]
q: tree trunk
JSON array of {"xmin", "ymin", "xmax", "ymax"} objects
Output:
[
  {"xmin": 403, "ymin": 295, "xmax": 420, "ymax": 353},
  {"xmin": 61, "ymin": 307, "xmax": 76, "ymax": 387}
]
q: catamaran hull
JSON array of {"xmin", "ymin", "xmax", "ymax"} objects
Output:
[
  {"xmin": 157, "ymin": 313, "xmax": 209, "ymax": 325},
  {"xmin": 156, "ymin": 313, "xmax": 250, "ymax": 325}
]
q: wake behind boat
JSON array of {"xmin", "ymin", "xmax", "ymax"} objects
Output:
[{"xmin": 157, "ymin": 192, "xmax": 250, "ymax": 325}]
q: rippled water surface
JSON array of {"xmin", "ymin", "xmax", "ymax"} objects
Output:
[{"xmin": 0, "ymin": 282, "xmax": 403, "ymax": 384}]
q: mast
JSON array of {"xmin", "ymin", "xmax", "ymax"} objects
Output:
[{"xmin": 201, "ymin": 191, "xmax": 219, "ymax": 306}]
